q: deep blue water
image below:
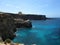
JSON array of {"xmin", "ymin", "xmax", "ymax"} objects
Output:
[{"xmin": 13, "ymin": 19, "xmax": 60, "ymax": 45}]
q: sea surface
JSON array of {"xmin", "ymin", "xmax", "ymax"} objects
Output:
[{"xmin": 13, "ymin": 18, "xmax": 60, "ymax": 45}]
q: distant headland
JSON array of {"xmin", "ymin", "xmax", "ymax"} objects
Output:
[{"xmin": 0, "ymin": 12, "xmax": 46, "ymax": 20}]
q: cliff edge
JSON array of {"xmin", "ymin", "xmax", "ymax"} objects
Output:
[{"xmin": 0, "ymin": 13, "xmax": 32, "ymax": 41}]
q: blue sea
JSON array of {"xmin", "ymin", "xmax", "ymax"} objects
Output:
[{"xmin": 13, "ymin": 18, "xmax": 60, "ymax": 45}]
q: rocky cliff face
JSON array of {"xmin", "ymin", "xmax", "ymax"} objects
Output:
[
  {"xmin": 1, "ymin": 12, "xmax": 46, "ymax": 20},
  {"xmin": 16, "ymin": 15, "xmax": 46, "ymax": 20},
  {"xmin": 0, "ymin": 14, "xmax": 16, "ymax": 41},
  {"xmin": 0, "ymin": 13, "xmax": 32, "ymax": 41},
  {"xmin": 0, "ymin": 12, "xmax": 46, "ymax": 41},
  {"xmin": 11, "ymin": 14, "xmax": 46, "ymax": 20},
  {"xmin": 14, "ymin": 19, "xmax": 32, "ymax": 28}
]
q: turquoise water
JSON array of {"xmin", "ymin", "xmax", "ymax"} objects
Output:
[{"xmin": 13, "ymin": 19, "xmax": 60, "ymax": 45}]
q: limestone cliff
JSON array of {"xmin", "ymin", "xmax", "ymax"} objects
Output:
[
  {"xmin": 0, "ymin": 13, "xmax": 32, "ymax": 41},
  {"xmin": 14, "ymin": 19, "xmax": 32, "ymax": 28},
  {"xmin": 0, "ymin": 11, "xmax": 46, "ymax": 41},
  {"xmin": 1, "ymin": 12, "xmax": 46, "ymax": 20},
  {"xmin": 0, "ymin": 14, "xmax": 16, "ymax": 41}
]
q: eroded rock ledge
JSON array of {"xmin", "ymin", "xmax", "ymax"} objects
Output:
[{"xmin": 14, "ymin": 19, "xmax": 32, "ymax": 28}]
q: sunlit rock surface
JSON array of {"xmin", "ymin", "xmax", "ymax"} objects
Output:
[{"xmin": 14, "ymin": 19, "xmax": 32, "ymax": 28}]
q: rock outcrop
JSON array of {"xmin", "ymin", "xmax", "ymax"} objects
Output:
[
  {"xmin": 0, "ymin": 13, "xmax": 32, "ymax": 41},
  {"xmin": 16, "ymin": 14, "xmax": 46, "ymax": 20},
  {"xmin": 14, "ymin": 19, "xmax": 32, "ymax": 28},
  {"xmin": 0, "ymin": 14, "xmax": 16, "ymax": 41},
  {"xmin": 0, "ymin": 11, "xmax": 46, "ymax": 41},
  {"xmin": 1, "ymin": 12, "xmax": 46, "ymax": 20}
]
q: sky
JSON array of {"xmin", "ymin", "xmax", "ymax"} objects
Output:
[{"xmin": 0, "ymin": 0, "xmax": 60, "ymax": 17}]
